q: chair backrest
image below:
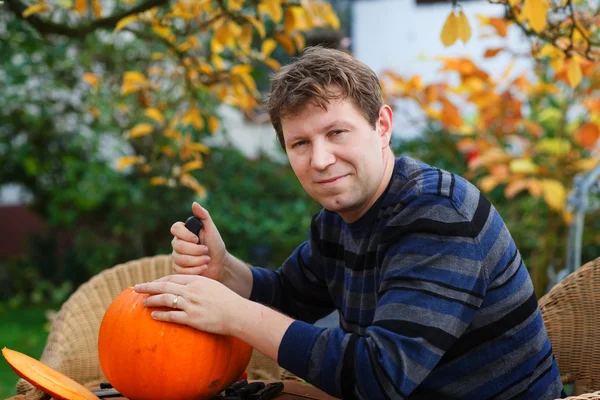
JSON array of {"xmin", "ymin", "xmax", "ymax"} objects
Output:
[
  {"xmin": 539, "ymin": 256, "xmax": 600, "ymax": 395},
  {"xmin": 15, "ymin": 254, "xmax": 286, "ymax": 399}
]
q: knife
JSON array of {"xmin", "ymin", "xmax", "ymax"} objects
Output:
[
  {"xmin": 185, "ymin": 215, "xmax": 204, "ymax": 243},
  {"xmin": 91, "ymin": 388, "xmax": 122, "ymax": 398}
]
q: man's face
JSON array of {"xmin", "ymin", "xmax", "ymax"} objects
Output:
[{"xmin": 281, "ymin": 98, "xmax": 392, "ymax": 223}]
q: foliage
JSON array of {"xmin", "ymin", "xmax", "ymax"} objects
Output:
[
  {"xmin": 443, "ymin": 0, "xmax": 599, "ymax": 88},
  {"xmin": 3, "ymin": 0, "xmax": 340, "ymax": 198},
  {"xmin": 384, "ymin": 15, "xmax": 600, "ymax": 295}
]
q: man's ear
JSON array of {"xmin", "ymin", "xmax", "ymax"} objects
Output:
[{"xmin": 377, "ymin": 104, "xmax": 393, "ymax": 148}]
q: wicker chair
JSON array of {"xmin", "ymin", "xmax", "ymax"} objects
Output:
[
  {"xmin": 540, "ymin": 256, "xmax": 600, "ymax": 398},
  {"xmin": 14, "ymin": 255, "xmax": 291, "ymax": 400}
]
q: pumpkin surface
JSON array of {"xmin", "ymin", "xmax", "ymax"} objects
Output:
[
  {"xmin": 98, "ymin": 287, "xmax": 253, "ymax": 400},
  {"xmin": 2, "ymin": 347, "xmax": 100, "ymax": 400}
]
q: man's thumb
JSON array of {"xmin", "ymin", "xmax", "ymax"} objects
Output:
[{"xmin": 192, "ymin": 202, "xmax": 213, "ymax": 229}]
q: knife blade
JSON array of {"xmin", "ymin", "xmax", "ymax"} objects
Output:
[{"xmin": 91, "ymin": 388, "xmax": 122, "ymax": 398}]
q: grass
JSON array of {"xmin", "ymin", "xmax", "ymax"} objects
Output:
[{"xmin": 0, "ymin": 304, "xmax": 50, "ymax": 398}]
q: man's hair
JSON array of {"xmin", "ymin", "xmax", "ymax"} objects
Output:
[{"xmin": 265, "ymin": 46, "xmax": 383, "ymax": 150}]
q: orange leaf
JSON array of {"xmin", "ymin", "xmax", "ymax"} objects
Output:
[
  {"xmin": 505, "ymin": 179, "xmax": 529, "ymax": 198},
  {"xmin": 574, "ymin": 122, "xmax": 600, "ymax": 148},
  {"xmin": 484, "ymin": 48, "xmax": 504, "ymax": 58}
]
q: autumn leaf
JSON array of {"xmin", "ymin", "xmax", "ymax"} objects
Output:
[
  {"xmin": 82, "ymin": 73, "xmax": 99, "ymax": 88},
  {"xmin": 541, "ymin": 179, "xmax": 567, "ymax": 211},
  {"xmin": 441, "ymin": 11, "xmax": 459, "ymax": 47},
  {"xmin": 116, "ymin": 156, "xmax": 141, "ymax": 171},
  {"xmin": 536, "ymin": 138, "xmax": 571, "ymax": 155},
  {"xmin": 457, "ymin": 11, "xmax": 472, "ymax": 43},
  {"xmin": 74, "ymin": 0, "xmax": 86, "ymax": 14},
  {"xmin": 479, "ymin": 175, "xmax": 498, "ymax": 193},
  {"xmin": 574, "ymin": 122, "xmax": 600, "ymax": 148},
  {"xmin": 92, "ymin": 0, "xmax": 102, "ymax": 17},
  {"xmin": 181, "ymin": 160, "xmax": 204, "ymax": 173},
  {"xmin": 180, "ymin": 174, "xmax": 207, "ymax": 198},
  {"xmin": 150, "ymin": 176, "xmax": 169, "ymax": 186},
  {"xmin": 509, "ymin": 158, "xmax": 539, "ymax": 174},
  {"xmin": 259, "ymin": 38, "xmax": 277, "ymax": 57},
  {"xmin": 208, "ymin": 116, "xmax": 220, "ymax": 133},
  {"xmin": 523, "ymin": 0, "xmax": 549, "ymax": 33},
  {"xmin": 484, "ymin": 48, "xmax": 504, "ymax": 58},
  {"xmin": 128, "ymin": 123, "xmax": 154, "ymax": 138},
  {"xmin": 144, "ymin": 108, "xmax": 165, "ymax": 125},
  {"xmin": 23, "ymin": 3, "xmax": 49, "ymax": 17},
  {"xmin": 566, "ymin": 57, "xmax": 583, "ymax": 88},
  {"xmin": 275, "ymin": 33, "xmax": 296, "ymax": 55}
]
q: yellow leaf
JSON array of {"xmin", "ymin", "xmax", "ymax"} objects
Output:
[
  {"xmin": 260, "ymin": 0, "xmax": 283, "ymax": 23},
  {"xmin": 229, "ymin": 0, "xmax": 244, "ymax": 12},
  {"xmin": 123, "ymin": 71, "xmax": 147, "ymax": 84},
  {"xmin": 247, "ymin": 16, "xmax": 266, "ymax": 39},
  {"xmin": 189, "ymin": 142, "xmax": 211, "ymax": 153},
  {"xmin": 440, "ymin": 11, "xmax": 459, "ymax": 47},
  {"xmin": 74, "ymin": 0, "xmax": 86, "ymax": 14},
  {"xmin": 144, "ymin": 108, "xmax": 165, "ymax": 124},
  {"xmin": 199, "ymin": 63, "xmax": 214, "ymax": 75},
  {"xmin": 541, "ymin": 179, "xmax": 566, "ymax": 211},
  {"xmin": 567, "ymin": 57, "xmax": 583, "ymax": 88},
  {"xmin": 524, "ymin": 0, "xmax": 549, "ymax": 33},
  {"xmin": 150, "ymin": 176, "xmax": 169, "ymax": 186},
  {"xmin": 160, "ymin": 146, "xmax": 176, "ymax": 158},
  {"xmin": 180, "ymin": 173, "xmax": 207, "ymax": 198},
  {"xmin": 23, "ymin": 3, "xmax": 49, "ymax": 18},
  {"xmin": 239, "ymin": 23, "xmax": 253, "ymax": 52},
  {"xmin": 291, "ymin": 32, "xmax": 305, "ymax": 51},
  {"xmin": 128, "ymin": 123, "xmax": 154, "ymax": 138},
  {"xmin": 536, "ymin": 138, "xmax": 571, "ymax": 155},
  {"xmin": 183, "ymin": 108, "xmax": 205, "ymax": 130},
  {"xmin": 181, "ymin": 160, "xmax": 204, "ymax": 173},
  {"xmin": 261, "ymin": 38, "xmax": 278, "ymax": 57},
  {"xmin": 82, "ymin": 73, "xmax": 99, "ymax": 88},
  {"xmin": 539, "ymin": 44, "xmax": 565, "ymax": 72},
  {"xmin": 92, "ymin": 0, "xmax": 102, "ymax": 17},
  {"xmin": 231, "ymin": 64, "xmax": 253, "ymax": 76},
  {"xmin": 116, "ymin": 156, "xmax": 141, "ymax": 171},
  {"xmin": 208, "ymin": 116, "xmax": 220, "ymax": 133},
  {"xmin": 509, "ymin": 158, "xmax": 539, "ymax": 174},
  {"xmin": 319, "ymin": 2, "xmax": 339, "ymax": 30},
  {"xmin": 151, "ymin": 52, "xmax": 164, "ymax": 60},
  {"xmin": 509, "ymin": 0, "xmax": 521, "ymax": 5},
  {"xmin": 479, "ymin": 175, "xmax": 498, "ymax": 193},
  {"xmin": 275, "ymin": 33, "xmax": 295, "ymax": 55},
  {"xmin": 457, "ymin": 10, "xmax": 472, "ymax": 43},
  {"xmin": 264, "ymin": 57, "xmax": 281, "ymax": 70}
]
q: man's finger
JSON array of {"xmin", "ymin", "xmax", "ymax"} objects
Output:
[
  {"xmin": 150, "ymin": 310, "xmax": 189, "ymax": 325},
  {"xmin": 171, "ymin": 221, "xmax": 200, "ymax": 243},
  {"xmin": 172, "ymin": 264, "xmax": 208, "ymax": 276}
]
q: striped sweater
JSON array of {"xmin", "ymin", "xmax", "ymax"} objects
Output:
[{"xmin": 249, "ymin": 156, "xmax": 563, "ymax": 399}]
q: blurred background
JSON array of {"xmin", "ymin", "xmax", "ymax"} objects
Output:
[{"xmin": 1, "ymin": 0, "xmax": 599, "ymax": 396}]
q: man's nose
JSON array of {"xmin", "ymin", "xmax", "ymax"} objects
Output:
[{"xmin": 311, "ymin": 141, "xmax": 336, "ymax": 170}]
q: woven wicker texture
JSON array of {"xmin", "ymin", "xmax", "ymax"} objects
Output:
[
  {"xmin": 14, "ymin": 255, "xmax": 292, "ymax": 399},
  {"xmin": 540, "ymin": 256, "xmax": 600, "ymax": 397}
]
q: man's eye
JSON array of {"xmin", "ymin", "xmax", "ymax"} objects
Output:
[
  {"xmin": 292, "ymin": 140, "xmax": 308, "ymax": 148},
  {"xmin": 330, "ymin": 130, "xmax": 343, "ymax": 136}
]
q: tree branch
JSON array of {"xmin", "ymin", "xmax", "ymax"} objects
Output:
[{"xmin": 4, "ymin": 0, "xmax": 169, "ymax": 38}]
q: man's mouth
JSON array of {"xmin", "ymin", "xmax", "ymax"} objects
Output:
[{"xmin": 315, "ymin": 175, "xmax": 347, "ymax": 184}]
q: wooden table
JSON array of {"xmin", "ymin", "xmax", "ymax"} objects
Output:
[{"xmin": 8, "ymin": 380, "xmax": 339, "ymax": 400}]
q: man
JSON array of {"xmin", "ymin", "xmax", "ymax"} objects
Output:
[{"xmin": 134, "ymin": 47, "xmax": 563, "ymax": 399}]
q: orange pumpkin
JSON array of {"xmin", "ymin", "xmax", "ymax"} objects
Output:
[
  {"xmin": 98, "ymin": 287, "xmax": 253, "ymax": 400},
  {"xmin": 1, "ymin": 347, "xmax": 100, "ymax": 400}
]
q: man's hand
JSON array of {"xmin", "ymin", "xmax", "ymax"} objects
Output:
[
  {"xmin": 171, "ymin": 202, "xmax": 227, "ymax": 282},
  {"xmin": 134, "ymin": 275, "xmax": 242, "ymax": 335},
  {"xmin": 134, "ymin": 274, "xmax": 295, "ymax": 362}
]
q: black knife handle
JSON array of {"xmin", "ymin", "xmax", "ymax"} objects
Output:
[{"xmin": 185, "ymin": 215, "xmax": 204, "ymax": 244}]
